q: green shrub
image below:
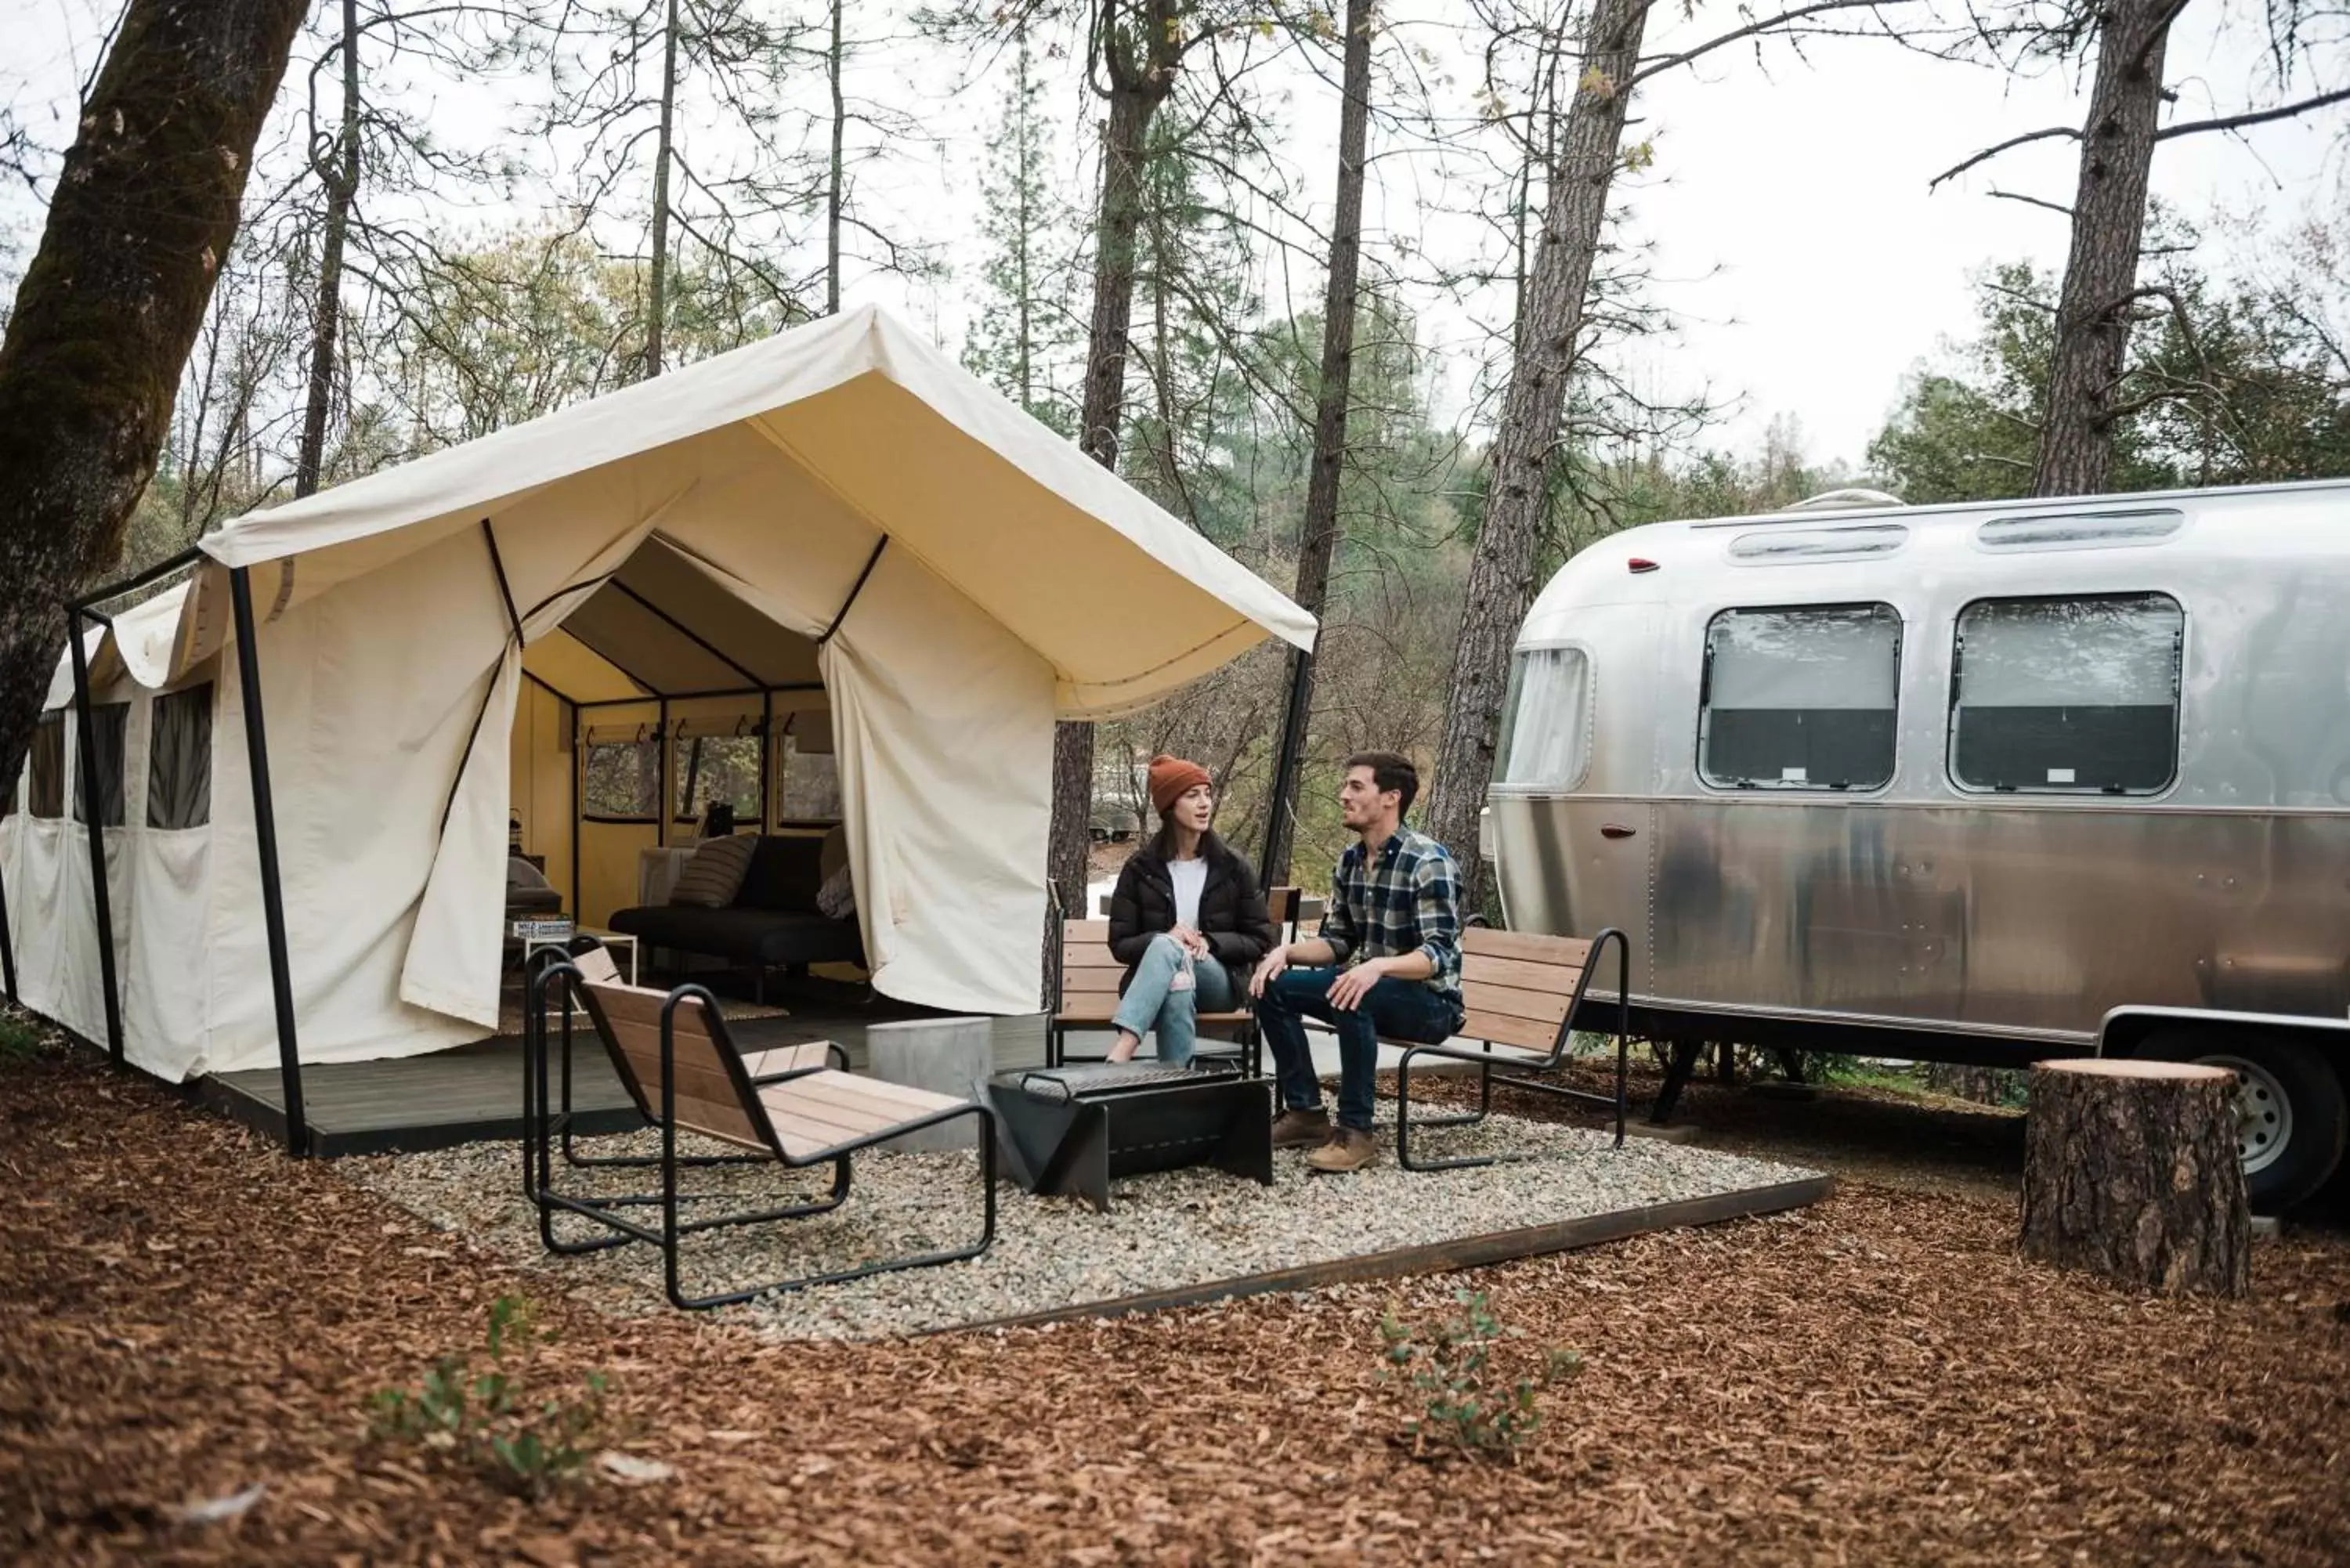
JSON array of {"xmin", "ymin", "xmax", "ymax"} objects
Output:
[
  {"xmin": 0, "ymin": 1014, "xmax": 46, "ymax": 1064},
  {"xmin": 1379, "ymin": 1290, "xmax": 1582, "ymax": 1461},
  {"xmin": 370, "ymin": 1295, "xmax": 607, "ymax": 1497}
]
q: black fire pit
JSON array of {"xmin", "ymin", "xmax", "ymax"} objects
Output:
[{"xmin": 985, "ymin": 1061, "xmax": 1274, "ymax": 1213}]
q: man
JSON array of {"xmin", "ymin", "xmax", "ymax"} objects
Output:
[{"xmin": 1249, "ymin": 751, "xmax": 1466, "ymax": 1173}]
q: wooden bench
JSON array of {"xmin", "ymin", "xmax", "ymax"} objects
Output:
[
  {"xmin": 524, "ymin": 950, "xmax": 996, "ymax": 1310},
  {"xmin": 1046, "ymin": 898, "xmax": 1296, "ymax": 1077},
  {"xmin": 1392, "ymin": 925, "xmax": 1632, "ymax": 1171}
]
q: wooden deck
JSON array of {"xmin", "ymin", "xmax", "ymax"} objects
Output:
[{"xmin": 201, "ymin": 1008, "xmax": 1050, "ymax": 1158}]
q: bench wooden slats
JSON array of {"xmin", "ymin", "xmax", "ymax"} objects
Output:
[
  {"xmin": 738, "ymin": 1042, "xmax": 832, "ymax": 1078},
  {"xmin": 1462, "ymin": 951, "xmax": 1585, "ymax": 995},
  {"xmin": 577, "ymin": 977, "xmax": 967, "ymax": 1162},
  {"xmin": 1464, "ymin": 929, "xmax": 1593, "ymax": 968},
  {"xmin": 574, "ymin": 946, "xmax": 622, "ymax": 985},
  {"xmin": 1054, "ymin": 998, "xmax": 1251, "ymax": 1025},
  {"xmin": 1064, "ymin": 919, "xmax": 1112, "ymax": 940},
  {"xmin": 1466, "ymin": 980, "xmax": 1574, "ymax": 1026},
  {"xmin": 1459, "ymin": 1010, "xmax": 1564, "ymax": 1053},
  {"xmin": 1061, "ymin": 967, "xmax": 1123, "ymax": 995}
]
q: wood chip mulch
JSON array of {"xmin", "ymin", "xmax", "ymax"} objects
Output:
[{"xmin": 5, "ymin": 1036, "xmax": 2348, "ymax": 1566}]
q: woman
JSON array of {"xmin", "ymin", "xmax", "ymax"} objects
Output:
[{"xmin": 1104, "ymin": 755, "xmax": 1274, "ymax": 1065}]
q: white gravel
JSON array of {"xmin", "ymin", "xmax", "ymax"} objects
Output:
[{"xmin": 338, "ymin": 1110, "xmax": 1819, "ymax": 1341}]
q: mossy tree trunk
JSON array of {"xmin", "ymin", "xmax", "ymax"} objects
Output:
[
  {"xmin": 2031, "ymin": 0, "xmax": 2175, "ymax": 498},
  {"xmin": 1264, "ymin": 0, "xmax": 1374, "ymax": 890},
  {"xmin": 1422, "ymin": 0, "xmax": 1651, "ymax": 905},
  {"xmin": 2019, "ymin": 1058, "xmax": 2250, "ymax": 1297},
  {"xmin": 1045, "ymin": 0, "xmax": 1184, "ymax": 985},
  {"xmin": 0, "ymin": 0, "xmax": 308, "ymax": 786}
]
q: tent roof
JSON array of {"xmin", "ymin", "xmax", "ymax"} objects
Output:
[
  {"xmin": 521, "ymin": 534, "xmax": 826, "ymax": 703},
  {"xmin": 190, "ymin": 305, "xmax": 1313, "ymax": 715}
]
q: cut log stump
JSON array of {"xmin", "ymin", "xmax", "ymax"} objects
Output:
[{"xmin": 2019, "ymin": 1058, "xmax": 2250, "ymax": 1298}]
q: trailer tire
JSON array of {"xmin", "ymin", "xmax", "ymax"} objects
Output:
[{"xmin": 2138, "ymin": 1029, "xmax": 2346, "ymax": 1212}]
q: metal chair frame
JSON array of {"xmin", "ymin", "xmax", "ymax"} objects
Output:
[
  {"xmin": 1394, "ymin": 927, "xmax": 1633, "ymax": 1172},
  {"xmin": 522, "ymin": 959, "xmax": 996, "ymax": 1310}
]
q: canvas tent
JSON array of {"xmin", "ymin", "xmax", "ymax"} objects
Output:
[{"xmin": 2, "ymin": 305, "xmax": 1314, "ymax": 1098}]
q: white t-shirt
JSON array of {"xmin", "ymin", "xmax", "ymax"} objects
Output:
[{"xmin": 1169, "ymin": 857, "xmax": 1209, "ymax": 930}]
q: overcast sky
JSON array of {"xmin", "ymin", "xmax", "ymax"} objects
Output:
[{"xmin": 6, "ymin": 0, "xmax": 2345, "ymax": 471}]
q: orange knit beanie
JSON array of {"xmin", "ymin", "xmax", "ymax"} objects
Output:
[{"xmin": 1148, "ymin": 754, "xmax": 1212, "ymax": 814}]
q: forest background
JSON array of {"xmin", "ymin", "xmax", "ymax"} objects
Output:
[{"xmin": 2, "ymin": 0, "xmax": 2344, "ymax": 898}]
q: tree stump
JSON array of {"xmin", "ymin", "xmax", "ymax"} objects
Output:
[{"xmin": 2019, "ymin": 1058, "xmax": 2250, "ymax": 1297}]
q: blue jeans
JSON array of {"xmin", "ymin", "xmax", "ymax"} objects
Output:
[
  {"xmin": 1111, "ymin": 933, "xmax": 1238, "ymax": 1067},
  {"xmin": 1256, "ymin": 966, "xmax": 1461, "ymax": 1131}
]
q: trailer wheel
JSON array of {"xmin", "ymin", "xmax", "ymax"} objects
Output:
[{"xmin": 2138, "ymin": 1030, "xmax": 2346, "ymax": 1212}]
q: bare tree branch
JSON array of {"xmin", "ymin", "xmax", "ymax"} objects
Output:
[
  {"xmin": 2155, "ymin": 85, "xmax": 2350, "ymax": 141},
  {"xmin": 1929, "ymin": 125, "xmax": 2081, "ymax": 190}
]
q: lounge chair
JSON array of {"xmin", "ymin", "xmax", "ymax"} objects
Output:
[{"xmin": 522, "ymin": 949, "xmax": 996, "ymax": 1309}]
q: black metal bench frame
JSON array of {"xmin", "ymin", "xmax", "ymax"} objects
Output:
[{"xmin": 1394, "ymin": 927, "xmax": 1634, "ymax": 1172}]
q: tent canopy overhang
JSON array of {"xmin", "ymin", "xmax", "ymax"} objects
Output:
[{"xmin": 161, "ymin": 305, "xmax": 1313, "ymax": 716}]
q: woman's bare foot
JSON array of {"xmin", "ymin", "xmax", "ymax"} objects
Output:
[{"xmin": 1105, "ymin": 1030, "xmax": 1141, "ymax": 1064}]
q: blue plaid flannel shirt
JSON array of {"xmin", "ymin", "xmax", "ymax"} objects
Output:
[{"xmin": 1318, "ymin": 827, "xmax": 1466, "ymax": 1012}]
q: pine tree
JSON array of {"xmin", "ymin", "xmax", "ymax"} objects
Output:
[{"xmin": 962, "ymin": 23, "xmax": 1079, "ymax": 432}]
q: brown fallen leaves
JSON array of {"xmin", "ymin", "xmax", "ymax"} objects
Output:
[{"xmin": 2, "ymin": 1038, "xmax": 2346, "ymax": 1566}]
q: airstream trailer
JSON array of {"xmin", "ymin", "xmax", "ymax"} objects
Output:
[{"xmin": 1486, "ymin": 477, "xmax": 2350, "ymax": 1209}]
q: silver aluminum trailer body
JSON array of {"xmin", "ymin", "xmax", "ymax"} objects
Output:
[{"xmin": 1486, "ymin": 478, "xmax": 2350, "ymax": 1207}]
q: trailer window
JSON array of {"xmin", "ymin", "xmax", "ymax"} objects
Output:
[
  {"xmin": 1950, "ymin": 594, "xmax": 2182, "ymax": 794},
  {"xmin": 1495, "ymin": 647, "xmax": 1591, "ymax": 789},
  {"xmin": 1700, "ymin": 604, "xmax": 1900, "ymax": 791}
]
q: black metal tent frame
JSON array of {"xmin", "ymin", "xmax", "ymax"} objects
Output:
[{"xmin": 5, "ymin": 532, "xmax": 1317, "ymax": 1162}]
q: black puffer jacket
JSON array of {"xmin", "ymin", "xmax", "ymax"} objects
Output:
[{"xmin": 1107, "ymin": 833, "xmax": 1274, "ymax": 995}]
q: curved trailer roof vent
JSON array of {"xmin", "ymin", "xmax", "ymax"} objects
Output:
[{"xmin": 1780, "ymin": 487, "xmax": 1906, "ymax": 513}]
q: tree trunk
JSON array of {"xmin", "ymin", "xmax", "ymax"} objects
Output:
[
  {"xmin": 643, "ymin": 0, "xmax": 682, "ymax": 378},
  {"xmin": 1044, "ymin": 4, "xmax": 1180, "ymax": 947},
  {"xmin": 1013, "ymin": 23, "xmax": 1036, "ymax": 409},
  {"xmin": 825, "ymin": 0, "xmax": 844, "ymax": 316},
  {"xmin": 0, "ymin": 0, "xmax": 308, "ymax": 787},
  {"xmin": 2019, "ymin": 1058, "xmax": 2249, "ymax": 1296},
  {"xmin": 1423, "ymin": 0, "xmax": 1651, "ymax": 897},
  {"xmin": 297, "ymin": 0, "xmax": 363, "ymax": 499},
  {"xmin": 1263, "ymin": 0, "xmax": 1374, "ymax": 889},
  {"xmin": 1927, "ymin": 1060, "xmax": 2012, "ymax": 1104},
  {"xmin": 2032, "ymin": 0, "xmax": 2177, "ymax": 497}
]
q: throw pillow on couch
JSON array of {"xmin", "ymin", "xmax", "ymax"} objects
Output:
[{"xmin": 667, "ymin": 833, "xmax": 758, "ymax": 908}]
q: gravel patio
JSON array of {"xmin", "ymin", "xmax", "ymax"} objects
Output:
[{"xmin": 340, "ymin": 1113, "xmax": 1824, "ymax": 1338}]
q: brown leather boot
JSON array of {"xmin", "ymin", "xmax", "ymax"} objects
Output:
[
  {"xmin": 1305, "ymin": 1125, "xmax": 1377, "ymax": 1173},
  {"xmin": 1271, "ymin": 1107, "xmax": 1332, "ymax": 1149}
]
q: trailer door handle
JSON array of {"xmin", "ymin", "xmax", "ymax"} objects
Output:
[{"xmin": 1600, "ymin": 823, "xmax": 1637, "ymax": 840}]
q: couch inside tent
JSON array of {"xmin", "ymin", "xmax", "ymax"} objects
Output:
[{"xmin": 1, "ymin": 305, "xmax": 1314, "ymax": 1089}]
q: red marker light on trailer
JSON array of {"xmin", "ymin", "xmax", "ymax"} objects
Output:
[{"xmin": 1628, "ymin": 557, "xmax": 1660, "ymax": 573}]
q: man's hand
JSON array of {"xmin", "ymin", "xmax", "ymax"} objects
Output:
[
  {"xmin": 1249, "ymin": 945, "xmax": 1290, "ymax": 999},
  {"xmin": 1326, "ymin": 957, "xmax": 1389, "ymax": 1011}
]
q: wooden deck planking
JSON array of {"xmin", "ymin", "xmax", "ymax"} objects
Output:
[{"xmin": 202, "ymin": 1011, "xmax": 1051, "ymax": 1157}]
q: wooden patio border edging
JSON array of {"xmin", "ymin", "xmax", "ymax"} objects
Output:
[{"xmin": 935, "ymin": 1172, "xmax": 1836, "ymax": 1335}]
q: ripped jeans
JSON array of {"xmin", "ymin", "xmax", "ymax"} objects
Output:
[{"xmin": 1110, "ymin": 932, "xmax": 1238, "ymax": 1067}]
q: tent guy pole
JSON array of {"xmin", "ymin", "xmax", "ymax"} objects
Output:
[
  {"xmin": 1259, "ymin": 645, "xmax": 1315, "ymax": 888},
  {"xmin": 229, "ymin": 565, "xmax": 309, "ymax": 1157},
  {"xmin": 66, "ymin": 609, "xmax": 126, "ymax": 1064},
  {"xmin": 0, "ymin": 858, "xmax": 16, "ymax": 1000},
  {"xmin": 568, "ymin": 697, "xmax": 582, "ymax": 920}
]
